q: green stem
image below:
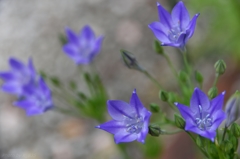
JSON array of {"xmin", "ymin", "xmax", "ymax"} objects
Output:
[
  {"xmin": 186, "ymin": 132, "xmax": 209, "ymax": 158},
  {"xmin": 161, "ymin": 129, "xmax": 182, "ymax": 135},
  {"xmin": 213, "ymin": 73, "xmax": 220, "ymax": 87},
  {"xmin": 221, "ymin": 126, "xmax": 227, "ymax": 142},
  {"xmin": 142, "ymin": 70, "xmax": 163, "ymax": 89},
  {"xmin": 183, "ymin": 51, "xmax": 191, "ymax": 74},
  {"xmin": 162, "ymin": 52, "xmax": 178, "ymax": 78}
]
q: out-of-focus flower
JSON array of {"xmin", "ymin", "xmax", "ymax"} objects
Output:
[
  {"xmin": 175, "ymin": 88, "xmax": 226, "ymax": 141},
  {"xmin": 96, "ymin": 89, "xmax": 151, "ymax": 144},
  {"xmin": 63, "ymin": 25, "xmax": 104, "ymax": 65},
  {"xmin": 149, "ymin": 1, "xmax": 199, "ymax": 50},
  {"xmin": 0, "ymin": 58, "xmax": 38, "ymax": 96},
  {"xmin": 225, "ymin": 91, "xmax": 240, "ymax": 127},
  {"xmin": 14, "ymin": 78, "xmax": 54, "ymax": 116}
]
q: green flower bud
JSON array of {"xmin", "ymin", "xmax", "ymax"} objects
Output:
[
  {"xmin": 150, "ymin": 103, "xmax": 160, "ymax": 113},
  {"xmin": 214, "ymin": 59, "xmax": 226, "ymax": 75},
  {"xmin": 69, "ymin": 81, "xmax": 77, "ymax": 90},
  {"xmin": 120, "ymin": 49, "xmax": 144, "ymax": 72},
  {"xmin": 225, "ymin": 91, "xmax": 240, "ymax": 127},
  {"xmin": 174, "ymin": 114, "xmax": 185, "ymax": 129},
  {"xmin": 77, "ymin": 92, "xmax": 87, "ymax": 101},
  {"xmin": 179, "ymin": 71, "xmax": 188, "ymax": 83},
  {"xmin": 208, "ymin": 87, "xmax": 218, "ymax": 99},
  {"xmin": 50, "ymin": 77, "xmax": 61, "ymax": 87},
  {"xmin": 148, "ymin": 124, "xmax": 161, "ymax": 137},
  {"xmin": 153, "ymin": 40, "xmax": 164, "ymax": 55},
  {"xmin": 195, "ymin": 71, "xmax": 203, "ymax": 84},
  {"xmin": 196, "ymin": 136, "xmax": 203, "ymax": 147},
  {"xmin": 230, "ymin": 123, "xmax": 240, "ymax": 137},
  {"xmin": 159, "ymin": 90, "xmax": 169, "ymax": 102},
  {"xmin": 58, "ymin": 33, "xmax": 68, "ymax": 45}
]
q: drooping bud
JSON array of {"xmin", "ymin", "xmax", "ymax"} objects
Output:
[
  {"xmin": 214, "ymin": 59, "xmax": 226, "ymax": 75},
  {"xmin": 195, "ymin": 71, "xmax": 203, "ymax": 85},
  {"xmin": 230, "ymin": 123, "xmax": 240, "ymax": 137},
  {"xmin": 50, "ymin": 76, "xmax": 61, "ymax": 87},
  {"xmin": 148, "ymin": 123, "xmax": 161, "ymax": 137},
  {"xmin": 225, "ymin": 91, "xmax": 240, "ymax": 127},
  {"xmin": 208, "ymin": 87, "xmax": 218, "ymax": 99},
  {"xmin": 174, "ymin": 114, "xmax": 185, "ymax": 129},
  {"xmin": 153, "ymin": 40, "xmax": 164, "ymax": 55},
  {"xmin": 159, "ymin": 90, "xmax": 169, "ymax": 102},
  {"xmin": 120, "ymin": 49, "xmax": 144, "ymax": 72},
  {"xmin": 150, "ymin": 103, "xmax": 160, "ymax": 113}
]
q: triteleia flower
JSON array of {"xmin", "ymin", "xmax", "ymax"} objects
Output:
[
  {"xmin": 63, "ymin": 25, "xmax": 104, "ymax": 65},
  {"xmin": 149, "ymin": 1, "xmax": 199, "ymax": 50},
  {"xmin": 96, "ymin": 89, "xmax": 151, "ymax": 144},
  {"xmin": 14, "ymin": 78, "xmax": 54, "ymax": 116},
  {"xmin": 225, "ymin": 91, "xmax": 240, "ymax": 127},
  {"xmin": 0, "ymin": 58, "xmax": 38, "ymax": 96},
  {"xmin": 175, "ymin": 88, "xmax": 226, "ymax": 141}
]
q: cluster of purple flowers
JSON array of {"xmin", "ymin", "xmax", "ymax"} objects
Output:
[{"xmin": 0, "ymin": 58, "xmax": 53, "ymax": 116}]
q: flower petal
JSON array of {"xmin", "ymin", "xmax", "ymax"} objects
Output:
[
  {"xmin": 129, "ymin": 89, "xmax": 144, "ymax": 116},
  {"xmin": 107, "ymin": 100, "xmax": 135, "ymax": 121},
  {"xmin": 9, "ymin": 58, "xmax": 25, "ymax": 71},
  {"xmin": 171, "ymin": 1, "xmax": 190, "ymax": 29},
  {"xmin": 14, "ymin": 100, "xmax": 35, "ymax": 110},
  {"xmin": 186, "ymin": 125, "xmax": 216, "ymax": 142},
  {"xmin": 137, "ymin": 110, "xmax": 151, "ymax": 143},
  {"xmin": 93, "ymin": 36, "xmax": 104, "ymax": 54},
  {"xmin": 190, "ymin": 88, "xmax": 210, "ymax": 113},
  {"xmin": 175, "ymin": 102, "xmax": 194, "ymax": 121},
  {"xmin": 65, "ymin": 27, "xmax": 79, "ymax": 44},
  {"xmin": 28, "ymin": 58, "xmax": 36, "ymax": 76},
  {"xmin": 95, "ymin": 120, "xmax": 125, "ymax": 134},
  {"xmin": 80, "ymin": 25, "xmax": 95, "ymax": 41},
  {"xmin": 0, "ymin": 72, "xmax": 16, "ymax": 81},
  {"xmin": 209, "ymin": 91, "xmax": 225, "ymax": 114},
  {"xmin": 148, "ymin": 22, "xmax": 170, "ymax": 43},
  {"xmin": 186, "ymin": 13, "xmax": 200, "ymax": 39},
  {"xmin": 1, "ymin": 82, "xmax": 21, "ymax": 94},
  {"xmin": 210, "ymin": 110, "xmax": 226, "ymax": 130},
  {"xmin": 157, "ymin": 2, "xmax": 173, "ymax": 29},
  {"xmin": 114, "ymin": 131, "xmax": 137, "ymax": 144}
]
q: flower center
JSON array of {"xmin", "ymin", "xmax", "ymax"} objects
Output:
[
  {"xmin": 168, "ymin": 25, "xmax": 183, "ymax": 43},
  {"xmin": 124, "ymin": 114, "xmax": 144, "ymax": 134},
  {"xmin": 195, "ymin": 105, "xmax": 213, "ymax": 131}
]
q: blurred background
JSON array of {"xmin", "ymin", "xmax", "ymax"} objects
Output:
[{"xmin": 0, "ymin": 0, "xmax": 240, "ymax": 159}]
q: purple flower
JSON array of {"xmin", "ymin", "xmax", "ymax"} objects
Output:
[
  {"xmin": 96, "ymin": 89, "xmax": 151, "ymax": 144},
  {"xmin": 63, "ymin": 25, "xmax": 104, "ymax": 65},
  {"xmin": 149, "ymin": 1, "xmax": 199, "ymax": 50},
  {"xmin": 14, "ymin": 78, "xmax": 53, "ymax": 116},
  {"xmin": 0, "ymin": 58, "xmax": 38, "ymax": 96},
  {"xmin": 175, "ymin": 88, "xmax": 226, "ymax": 141}
]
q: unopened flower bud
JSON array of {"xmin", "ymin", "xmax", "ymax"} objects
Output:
[
  {"xmin": 174, "ymin": 114, "xmax": 185, "ymax": 129},
  {"xmin": 159, "ymin": 90, "xmax": 169, "ymax": 102},
  {"xmin": 148, "ymin": 123, "xmax": 161, "ymax": 137},
  {"xmin": 179, "ymin": 71, "xmax": 188, "ymax": 83},
  {"xmin": 153, "ymin": 40, "xmax": 164, "ymax": 55},
  {"xmin": 195, "ymin": 71, "xmax": 203, "ymax": 84},
  {"xmin": 150, "ymin": 103, "xmax": 160, "ymax": 113},
  {"xmin": 214, "ymin": 60, "xmax": 226, "ymax": 75},
  {"xmin": 225, "ymin": 91, "xmax": 240, "ymax": 127},
  {"xmin": 208, "ymin": 87, "xmax": 218, "ymax": 99},
  {"xmin": 230, "ymin": 123, "xmax": 240, "ymax": 137},
  {"xmin": 120, "ymin": 49, "xmax": 144, "ymax": 72}
]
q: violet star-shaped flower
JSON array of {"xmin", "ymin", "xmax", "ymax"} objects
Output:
[
  {"xmin": 149, "ymin": 1, "xmax": 199, "ymax": 50},
  {"xmin": 14, "ymin": 78, "xmax": 54, "ymax": 116},
  {"xmin": 0, "ymin": 58, "xmax": 38, "ymax": 96},
  {"xmin": 96, "ymin": 89, "xmax": 151, "ymax": 144},
  {"xmin": 175, "ymin": 88, "xmax": 226, "ymax": 141},
  {"xmin": 63, "ymin": 25, "xmax": 104, "ymax": 65}
]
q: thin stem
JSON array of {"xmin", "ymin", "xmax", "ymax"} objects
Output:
[
  {"xmin": 142, "ymin": 70, "xmax": 163, "ymax": 89},
  {"xmin": 186, "ymin": 132, "xmax": 209, "ymax": 158},
  {"xmin": 221, "ymin": 126, "xmax": 227, "ymax": 142},
  {"xmin": 213, "ymin": 73, "xmax": 220, "ymax": 87},
  {"xmin": 161, "ymin": 129, "xmax": 182, "ymax": 135},
  {"xmin": 183, "ymin": 51, "xmax": 191, "ymax": 74},
  {"xmin": 162, "ymin": 52, "xmax": 178, "ymax": 78}
]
